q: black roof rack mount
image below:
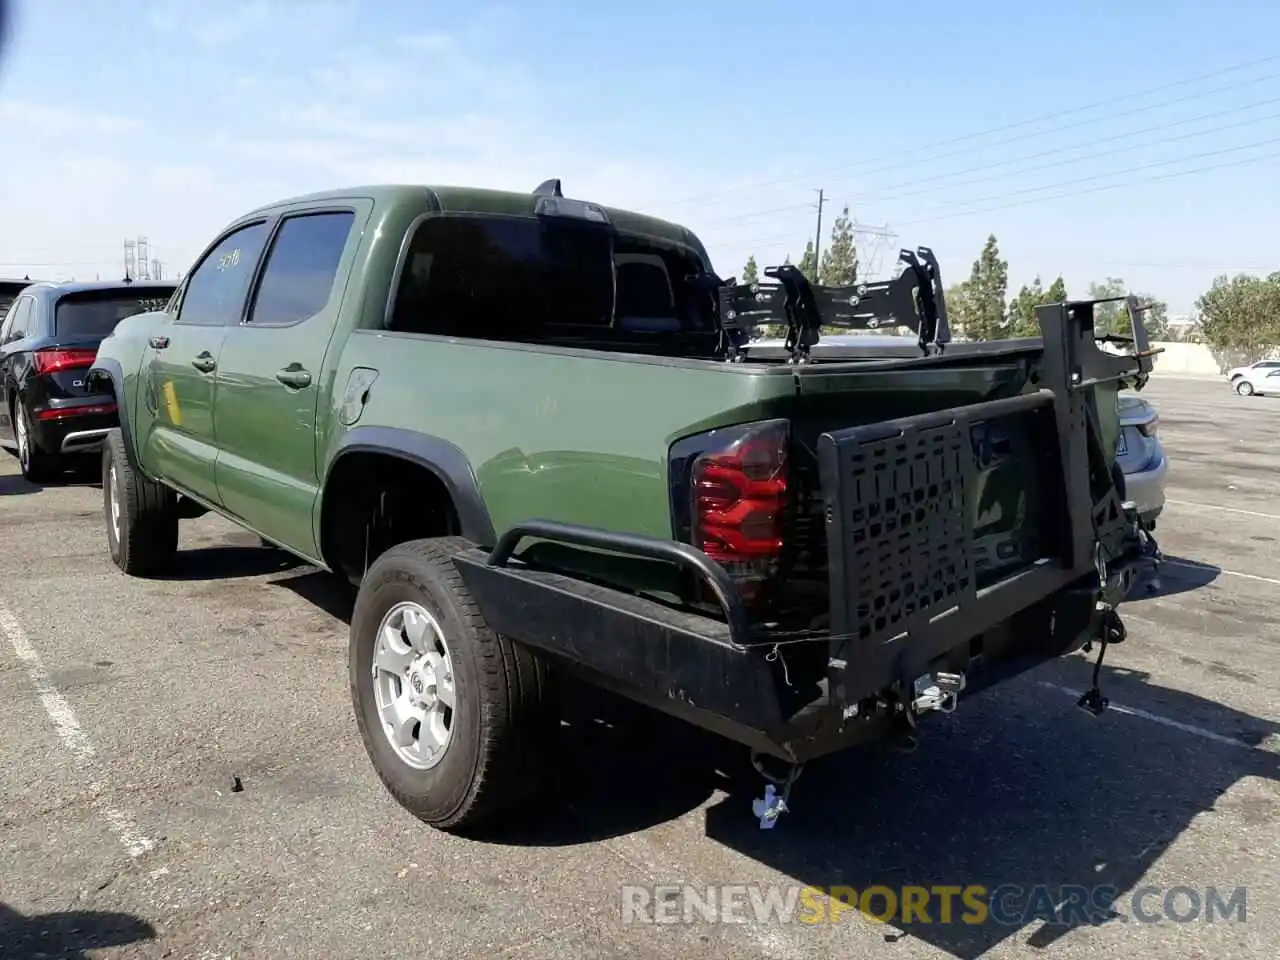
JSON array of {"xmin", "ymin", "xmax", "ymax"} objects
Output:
[{"xmin": 710, "ymin": 246, "xmax": 952, "ymax": 363}]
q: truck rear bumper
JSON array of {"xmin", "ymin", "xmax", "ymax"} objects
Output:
[{"xmin": 452, "ymin": 515, "xmax": 1154, "ymax": 764}]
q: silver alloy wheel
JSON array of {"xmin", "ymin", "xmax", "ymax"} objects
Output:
[
  {"xmin": 108, "ymin": 461, "xmax": 122, "ymax": 544},
  {"xmin": 15, "ymin": 408, "xmax": 28, "ymax": 472},
  {"xmin": 1236, "ymin": 380, "xmax": 1254, "ymax": 396},
  {"xmin": 372, "ymin": 600, "xmax": 457, "ymax": 770}
]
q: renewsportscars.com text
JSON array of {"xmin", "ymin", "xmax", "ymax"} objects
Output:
[{"xmin": 620, "ymin": 883, "xmax": 1248, "ymax": 927}]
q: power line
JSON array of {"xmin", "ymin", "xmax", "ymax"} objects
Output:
[
  {"xmin": 689, "ymin": 98, "xmax": 1280, "ymax": 233},
  {"xmin": 892, "ymin": 147, "xmax": 1280, "ymax": 228},
  {"xmin": 819, "ymin": 99, "xmax": 1280, "ymax": 210},
  {"xmin": 728, "ymin": 145, "xmax": 1280, "ymax": 251},
  {"xmin": 897, "ymin": 133, "xmax": 1280, "ymax": 220},
  {"xmin": 654, "ymin": 55, "xmax": 1280, "ymax": 211}
]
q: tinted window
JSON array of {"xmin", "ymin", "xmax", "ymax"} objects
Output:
[
  {"xmin": 389, "ymin": 216, "xmax": 615, "ymax": 340},
  {"xmin": 4, "ymin": 297, "xmax": 33, "ymax": 342},
  {"xmin": 54, "ymin": 289, "xmax": 175, "ymax": 338},
  {"xmin": 0, "ymin": 299, "xmax": 17, "ymax": 343},
  {"xmin": 178, "ymin": 221, "xmax": 270, "ymax": 326},
  {"xmin": 248, "ymin": 211, "xmax": 355, "ymax": 325}
]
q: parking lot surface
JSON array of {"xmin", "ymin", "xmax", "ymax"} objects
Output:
[{"xmin": 1, "ymin": 375, "xmax": 1277, "ymax": 959}]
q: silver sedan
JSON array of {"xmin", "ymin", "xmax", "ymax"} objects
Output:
[{"xmin": 1116, "ymin": 393, "xmax": 1167, "ymax": 528}]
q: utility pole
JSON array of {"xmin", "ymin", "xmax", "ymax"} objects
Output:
[{"xmin": 813, "ymin": 189, "xmax": 826, "ymax": 283}]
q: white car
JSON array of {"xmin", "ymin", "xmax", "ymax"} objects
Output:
[{"xmin": 1226, "ymin": 359, "xmax": 1280, "ymax": 396}]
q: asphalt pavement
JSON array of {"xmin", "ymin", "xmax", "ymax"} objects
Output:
[{"xmin": 0, "ymin": 375, "xmax": 1277, "ymax": 959}]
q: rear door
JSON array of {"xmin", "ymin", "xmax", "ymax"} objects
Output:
[
  {"xmin": 137, "ymin": 220, "xmax": 272, "ymax": 504},
  {"xmin": 213, "ymin": 203, "xmax": 366, "ymax": 555}
]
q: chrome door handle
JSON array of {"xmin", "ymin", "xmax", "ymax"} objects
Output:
[
  {"xmin": 275, "ymin": 366, "xmax": 311, "ymax": 389},
  {"xmin": 191, "ymin": 352, "xmax": 216, "ymax": 373}
]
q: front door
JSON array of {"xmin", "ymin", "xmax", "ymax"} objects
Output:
[
  {"xmin": 213, "ymin": 206, "xmax": 364, "ymax": 556},
  {"xmin": 138, "ymin": 219, "xmax": 272, "ymax": 504}
]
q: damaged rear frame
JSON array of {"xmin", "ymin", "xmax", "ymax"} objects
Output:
[{"xmin": 451, "ymin": 287, "xmax": 1163, "ymax": 764}]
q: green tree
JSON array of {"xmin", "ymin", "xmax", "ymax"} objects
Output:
[
  {"xmin": 1087, "ymin": 277, "xmax": 1129, "ymax": 336},
  {"xmin": 1087, "ymin": 277, "xmax": 1170, "ymax": 340},
  {"xmin": 1137, "ymin": 297, "xmax": 1170, "ymax": 340},
  {"xmin": 741, "ymin": 255, "xmax": 759, "ymax": 285},
  {"xmin": 1006, "ymin": 274, "xmax": 1068, "ymax": 338},
  {"xmin": 819, "ymin": 206, "xmax": 858, "ymax": 285},
  {"xmin": 797, "ymin": 240, "xmax": 818, "ymax": 283},
  {"xmin": 1196, "ymin": 272, "xmax": 1280, "ymax": 356},
  {"xmin": 955, "ymin": 234, "xmax": 1008, "ymax": 340}
]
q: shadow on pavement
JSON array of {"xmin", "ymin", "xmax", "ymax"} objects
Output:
[
  {"xmin": 152, "ymin": 538, "xmax": 303, "ymax": 582},
  {"xmin": 482, "ymin": 682, "xmax": 744, "ymax": 845},
  {"xmin": 274, "ymin": 568, "xmax": 356, "ymax": 621},
  {"xmin": 0, "ymin": 472, "xmax": 40, "ymax": 496},
  {"xmin": 0, "ymin": 902, "xmax": 155, "ymax": 959},
  {"xmin": 1131, "ymin": 555, "xmax": 1221, "ymax": 599},
  {"xmin": 695, "ymin": 660, "xmax": 1278, "ymax": 958}
]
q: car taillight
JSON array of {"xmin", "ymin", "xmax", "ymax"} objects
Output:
[
  {"xmin": 670, "ymin": 419, "xmax": 790, "ymax": 601},
  {"xmin": 1137, "ymin": 416, "xmax": 1158, "ymax": 439},
  {"xmin": 32, "ymin": 348, "xmax": 97, "ymax": 375}
]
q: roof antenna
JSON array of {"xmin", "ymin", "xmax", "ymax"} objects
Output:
[{"xmin": 532, "ymin": 178, "xmax": 563, "ymax": 197}]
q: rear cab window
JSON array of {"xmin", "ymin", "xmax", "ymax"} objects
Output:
[
  {"xmin": 387, "ymin": 213, "xmax": 720, "ymax": 357},
  {"xmin": 54, "ymin": 288, "xmax": 175, "ymax": 339}
]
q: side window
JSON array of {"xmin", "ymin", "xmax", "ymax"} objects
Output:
[
  {"xmin": 387, "ymin": 214, "xmax": 614, "ymax": 341},
  {"xmin": 176, "ymin": 221, "xmax": 270, "ymax": 326},
  {"xmin": 4, "ymin": 297, "xmax": 33, "ymax": 343},
  {"xmin": 0, "ymin": 299, "xmax": 17, "ymax": 344},
  {"xmin": 246, "ymin": 211, "xmax": 355, "ymax": 326}
]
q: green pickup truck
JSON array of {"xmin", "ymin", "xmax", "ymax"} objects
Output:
[{"xmin": 88, "ymin": 179, "xmax": 1161, "ymax": 832}]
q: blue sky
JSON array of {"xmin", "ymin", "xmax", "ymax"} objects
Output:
[{"xmin": 1, "ymin": 0, "xmax": 1278, "ymax": 315}]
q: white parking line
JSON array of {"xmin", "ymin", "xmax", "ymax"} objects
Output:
[
  {"xmin": 1038, "ymin": 681, "xmax": 1279, "ymax": 753},
  {"xmin": 1165, "ymin": 498, "xmax": 1280, "ymax": 522},
  {"xmin": 1163, "ymin": 558, "xmax": 1280, "ymax": 588},
  {"xmin": 0, "ymin": 601, "xmax": 156, "ymax": 858}
]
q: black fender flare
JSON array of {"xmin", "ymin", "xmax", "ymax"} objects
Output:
[
  {"xmin": 86, "ymin": 359, "xmax": 147, "ymax": 477},
  {"xmin": 321, "ymin": 426, "xmax": 497, "ymax": 548}
]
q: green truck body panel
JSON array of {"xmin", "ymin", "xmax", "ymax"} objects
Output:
[{"xmin": 92, "ymin": 183, "xmax": 1122, "ymax": 590}]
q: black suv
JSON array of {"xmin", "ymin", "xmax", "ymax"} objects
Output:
[{"xmin": 0, "ymin": 279, "xmax": 176, "ymax": 481}]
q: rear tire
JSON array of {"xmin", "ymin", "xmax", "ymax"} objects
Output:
[
  {"xmin": 15, "ymin": 401, "xmax": 62, "ymax": 483},
  {"xmin": 349, "ymin": 536, "xmax": 554, "ymax": 833},
  {"xmin": 103, "ymin": 427, "xmax": 179, "ymax": 576}
]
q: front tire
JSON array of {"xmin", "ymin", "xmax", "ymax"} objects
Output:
[
  {"xmin": 349, "ymin": 536, "xmax": 554, "ymax": 833},
  {"xmin": 103, "ymin": 428, "xmax": 179, "ymax": 576},
  {"xmin": 1236, "ymin": 379, "xmax": 1255, "ymax": 396}
]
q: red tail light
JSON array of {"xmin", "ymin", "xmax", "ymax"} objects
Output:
[
  {"xmin": 682, "ymin": 419, "xmax": 790, "ymax": 599},
  {"xmin": 32, "ymin": 348, "xmax": 97, "ymax": 375}
]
